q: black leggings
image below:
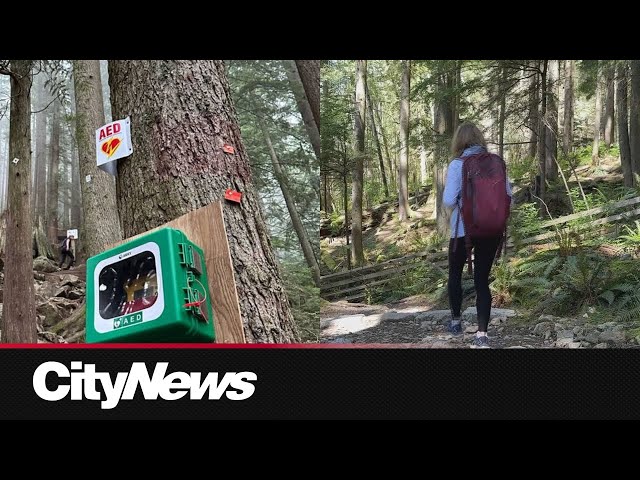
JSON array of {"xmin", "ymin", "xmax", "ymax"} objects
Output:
[{"xmin": 448, "ymin": 236, "xmax": 501, "ymax": 332}]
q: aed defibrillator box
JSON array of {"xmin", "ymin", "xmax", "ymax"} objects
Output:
[{"xmin": 85, "ymin": 227, "xmax": 215, "ymax": 343}]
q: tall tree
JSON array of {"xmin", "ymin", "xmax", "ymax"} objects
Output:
[
  {"xmin": 108, "ymin": 60, "xmax": 299, "ymax": 343},
  {"xmin": 528, "ymin": 61, "xmax": 540, "ymax": 159},
  {"xmin": 604, "ymin": 66, "xmax": 615, "ymax": 147},
  {"xmin": 283, "ymin": 60, "xmax": 320, "ymax": 160},
  {"xmin": 46, "ymin": 99, "xmax": 60, "ymax": 245},
  {"xmin": 32, "ymin": 74, "xmax": 48, "ymax": 221},
  {"xmin": 260, "ymin": 121, "xmax": 320, "ymax": 287},
  {"xmin": 398, "ymin": 60, "xmax": 411, "ymax": 221},
  {"xmin": 73, "ymin": 60, "xmax": 122, "ymax": 257},
  {"xmin": 592, "ymin": 70, "xmax": 602, "ymax": 165},
  {"xmin": 1, "ymin": 60, "xmax": 37, "ymax": 343},
  {"xmin": 294, "ymin": 60, "xmax": 320, "ymax": 128},
  {"xmin": 616, "ymin": 63, "xmax": 634, "ymax": 187},
  {"xmin": 366, "ymin": 88, "xmax": 389, "ymax": 198},
  {"xmin": 537, "ymin": 60, "xmax": 548, "ymax": 198},
  {"xmin": 630, "ymin": 60, "xmax": 640, "ymax": 176},
  {"xmin": 351, "ymin": 60, "xmax": 366, "ymax": 267},
  {"xmin": 545, "ymin": 60, "xmax": 559, "ymax": 180},
  {"xmin": 562, "ymin": 60, "xmax": 574, "ymax": 156},
  {"xmin": 498, "ymin": 64, "xmax": 507, "ymax": 158},
  {"xmin": 433, "ymin": 63, "xmax": 455, "ymax": 234}
]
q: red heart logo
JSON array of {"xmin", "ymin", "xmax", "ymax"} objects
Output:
[{"xmin": 101, "ymin": 137, "xmax": 122, "ymax": 158}]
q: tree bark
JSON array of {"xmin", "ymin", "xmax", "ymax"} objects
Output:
[
  {"xmin": 294, "ymin": 61, "xmax": 320, "ymax": 128},
  {"xmin": 73, "ymin": 60, "xmax": 122, "ymax": 258},
  {"xmin": 630, "ymin": 60, "xmax": 640, "ymax": 176},
  {"xmin": 375, "ymin": 100, "xmax": 395, "ymax": 188},
  {"xmin": 33, "ymin": 74, "xmax": 48, "ymax": 222},
  {"xmin": 537, "ymin": 60, "xmax": 548, "ymax": 199},
  {"xmin": 47, "ymin": 100, "xmax": 60, "ymax": 245},
  {"xmin": 563, "ymin": 60, "xmax": 574, "ymax": 156},
  {"xmin": 108, "ymin": 60, "xmax": 299, "ymax": 343},
  {"xmin": 70, "ymin": 145, "xmax": 81, "ymax": 230},
  {"xmin": 434, "ymin": 67, "xmax": 454, "ymax": 234},
  {"xmin": 592, "ymin": 73, "xmax": 602, "ymax": 165},
  {"xmin": 528, "ymin": 61, "xmax": 539, "ymax": 159},
  {"xmin": 398, "ymin": 60, "xmax": 411, "ymax": 221},
  {"xmin": 283, "ymin": 60, "xmax": 320, "ymax": 160},
  {"xmin": 616, "ymin": 63, "xmax": 634, "ymax": 187},
  {"xmin": 420, "ymin": 145, "xmax": 428, "ymax": 186},
  {"xmin": 545, "ymin": 60, "xmax": 559, "ymax": 180},
  {"xmin": 498, "ymin": 64, "xmax": 507, "ymax": 158},
  {"xmin": 366, "ymin": 88, "xmax": 389, "ymax": 198},
  {"xmin": 2, "ymin": 60, "xmax": 37, "ymax": 343},
  {"xmin": 604, "ymin": 66, "xmax": 615, "ymax": 147},
  {"xmin": 260, "ymin": 121, "xmax": 320, "ymax": 287},
  {"xmin": 350, "ymin": 60, "xmax": 366, "ymax": 268}
]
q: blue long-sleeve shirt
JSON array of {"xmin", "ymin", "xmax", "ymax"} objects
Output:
[{"xmin": 442, "ymin": 145, "xmax": 513, "ymax": 238}]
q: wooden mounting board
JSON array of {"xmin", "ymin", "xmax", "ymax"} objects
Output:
[{"xmin": 108, "ymin": 201, "xmax": 245, "ymax": 343}]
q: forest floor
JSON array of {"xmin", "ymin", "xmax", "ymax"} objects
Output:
[
  {"xmin": 0, "ymin": 257, "xmax": 86, "ymax": 343},
  {"xmin": 320, "ymin": 298, "xmax": 640, "ymax": 348}
]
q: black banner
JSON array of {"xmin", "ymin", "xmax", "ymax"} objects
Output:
[{"xmin": 1, "ymin": 346, "xmax": 638, "ymax": 420}]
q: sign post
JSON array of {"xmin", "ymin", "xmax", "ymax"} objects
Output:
[{"xmin": 95, "ymin": 117, "xmax": 133, "ymax": 175}]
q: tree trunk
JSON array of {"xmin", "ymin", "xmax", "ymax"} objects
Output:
[
  {"xmin": 72, "ymin": 60, "xmax": 122, "ymax": 258},
  {"xmin": 350, "ymin": 60, "xmax": 366, "ymax": 268},
  {"xmin": 420, "ymin": 145, "xmax": 428, "ymax": 186},
  {"xmin": 47, "ymin": 100, "xmax": 60, "ymax": 245},
  {"xmin": 498, "ymin": 64, "xmax": 507, "ymax": 158},
  {"xmin": 616, "ymin": 63, "xmax": 634, "ymax": 187},
  {"xmin": 33, "ymin": 74, "xmax": 48, "ymax": 222},
  {"xmin": 375, "ymin": 101, "xmax": 395, "ymax": 188},
  {"xmin": 604, "ymin": 66, "xmax": 615, "ymax": 147},
  {"xmin": 434, "ymin": 67, "xmax": 453, "ymax": 234},
  {"xmin": 562, "ymin": 60, "xmax": 574, "ymax": 156},
  {"xmin": 528, "ymin": 61, "xmax": 539, "ymax": 159},
  {"xmin": 294, "ymin": 60, "xmax": 320, "ymax": 128},
  {"xmin": 70, "ymin": 146, "xmax": 81, "ymax": 230},
  {"xmin": 260, "ymin": 122, "xmax": 320, "ymax": 287},
  {"xmin": 108, "ymin": 60, "xmax": 299, "ymax": 343},
  {"xmin": 592, "ymin": 73, "xmax": 602, "ymax": 165},
  {"xmin": 343, "ymin": 169, "xmax": 350, "ymax": 270},
  {"xmin": 630, "ymin": 60, "xmax": 640, "ymax": 176},
  {"xmin": 33, "ymin": 216, "xmax": 53, "ymax": 259},
  {"xmin": 398, "ymin": 60, "xmax": 411, "ymax": 221},
  {"xmin": 545, "ymin": 60, "xmax": 559, "ymax": 181},
  {"xmin": 2, "ymin": 60, "xmax": 37, "ymax": 343},
  {"xmin": 537, "ymin": 60, "xmax": 548, "ymax": 199},
  {"xmin": 366, "ymin": 88, "xmax": 389, "ymax": 198},
  {"xmin": 283, "ymin": 60, "xmax": 320, "ymax": 160}
]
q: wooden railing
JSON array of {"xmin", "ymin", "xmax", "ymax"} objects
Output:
[{"xmin": 320, "ymin": 195, "xmax": 640, "ymax": 302}]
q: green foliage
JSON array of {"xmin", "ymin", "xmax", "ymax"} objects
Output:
[
  {"xmin": 619, "ymin": 221, "xmax": 640, "ymax": 254},
  {"xmin": 281, "ymin": 261, "xmax": 320, "ymax": 342},
  {"xmin": 510, "ymin": 202, "xmax": 544, "ymax": 239},
  {"xmin": 508, "ymin": 155, "xmax": 537, "ymax": 182},
  {"xmin": 410, "ymin": 230, "xmax": 447, "ymax": 253},
  {"xmin": 363, "ymin": 263, "xmax": 448, "ymax": 304}
]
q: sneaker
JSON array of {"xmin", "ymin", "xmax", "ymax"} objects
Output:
[
  {"xmin": 471, "ymin": 335, "xmax": 490, "ymax": 349},
  {"xmin": 447, "ymin": 319, "xmax": 463, "ymax": 335}
]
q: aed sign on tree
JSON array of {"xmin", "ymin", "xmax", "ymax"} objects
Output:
[{"xmin": 95, "ymin": 117, "xmax": 133, "ymax": 174}]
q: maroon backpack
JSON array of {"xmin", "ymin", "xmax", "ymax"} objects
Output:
[{"xmin": 455, "ymin": 151, "xmax": 511, "ymax": 274}]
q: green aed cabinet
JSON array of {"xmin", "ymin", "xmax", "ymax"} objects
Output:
[{"xmin": 85, "ymin": 227, "xmax": 215, "ymax": 343}]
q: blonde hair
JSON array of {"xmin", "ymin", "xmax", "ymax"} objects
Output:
[{"xmin": 451, "ymin": 122, "xmax": 486, "ymax": 157}]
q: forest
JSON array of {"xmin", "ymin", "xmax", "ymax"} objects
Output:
[
  {"xmin": 0, "ymin": 59, "xmax": 319, "ymax": 344},
  {"xmin": 320, "ymin": 60, "xmax": 640, "ymax": 348}
]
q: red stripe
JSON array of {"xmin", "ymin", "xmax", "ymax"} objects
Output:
[{"xmin": 0, "ymin": 343, "xmax": 431, "ymax": 349}]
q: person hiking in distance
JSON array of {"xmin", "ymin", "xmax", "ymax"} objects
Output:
[
  {"xmin": 443, "ymin": 122, "xmax": 512, "ymax": 348},
  {"xmin": 59, "ymin": 234, "xmax": 76, "ymax": 270}
]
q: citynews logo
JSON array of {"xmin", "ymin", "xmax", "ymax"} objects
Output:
[{"xmin": 33, "ymin": 361, "xmax": 257, "ymax": 410}]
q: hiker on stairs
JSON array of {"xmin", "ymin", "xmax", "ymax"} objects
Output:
[{"xmin": 443, "ymin": 122, "xmax": 512, "ymax": 348}]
